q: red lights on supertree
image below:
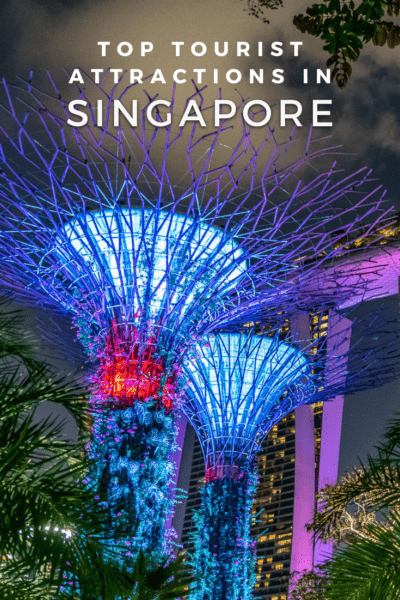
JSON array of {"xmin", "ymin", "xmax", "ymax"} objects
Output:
[{"xmin": 99, "ymin": 321, "xmax": 177, "ymax": 410}]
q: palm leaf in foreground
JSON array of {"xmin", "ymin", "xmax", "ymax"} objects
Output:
[
  {"xmin": 0, "ymin": 306, "xmax": 108, "ymax": 596},
  {"xmin": 128, "ymin": 551, "xmax": 194, "ymax": 600},
  {"xmin": 325, "ymin": 509, "xmax": 400, "ymax": 600},
  {"xmin": 312, "ymin": 413, "xmax": 400, "ymax": 541},
  {"xmin": 299, "ymin": 413, "xmax": 400, "ymax": 600},
  {"xmin": 0, "ymin": 306, "xmax": 194, "ymax": 599}
]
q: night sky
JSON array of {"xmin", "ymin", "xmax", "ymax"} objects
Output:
[{"xmin": 1, "ymin": 0, "xmax": 400, "ymax": 471}]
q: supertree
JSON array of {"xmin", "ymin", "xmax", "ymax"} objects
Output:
[
  {"xmin": 181, "ymin": 304, "xmax": 400, "ymax": 600},
  {"xmin": 181, "ymin": 327, "xmax": 312, "ymax": 600},
  {"xmin": 0, "ymin": 73, "xmax": 395, "ymax": 563}
]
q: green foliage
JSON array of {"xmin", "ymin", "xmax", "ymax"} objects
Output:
[
  {"xmin": 291, "ymin": 513, "xmax": 400, "ymax": 600},
  {"xmin": 57, "ymin": 551, "xmax": 194, "ymax": 600},
  {"xmin": 0, "ymin": 304, "xmax": 193, "ymax": 599},
  {"xmin": 90, "ymin": 404, "xmax": 178, "ymax": 563},
  {"xmin": 121, "ymin": 551, "xmax": 194, "ymax": 600},
  {"xmin": 310, "ymin": 412, "xmax": 400, "ymax": 543},
  {"xmin": 294, "ymin": 0, "xmax": 400, "ymax": 87},
  {"xmin": 325, "ymin": 510, "xmax": 400, "ymax": 600},
  {"xmin": 302, "ymin": 412, "xmax": 400, "ymax": 600},
  {"xmin": 0, "ymin": 304, "xmax": 108, "ymax": 596},
  {"xmin": 243, "ymin": 0, "xmax": 283, "ymax": 23},
  {"xmin": 1, "ymin": 549, "xmax": 193, "ymax": 600},
  {"xmin": 245, "ymin": 0, "xmax": 400, "ymax": 87},
  {"xmin": 188, "ymin": 472, "xmax": 258, "ymax": 600}
]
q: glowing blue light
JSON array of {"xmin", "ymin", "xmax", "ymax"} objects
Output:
[
  {"xmin": 55, "ymin": 208, "xmax": 245, "ymax": 322},
  {"xmin": 182, "ymin": 333, "xmax": 312, "ymax": 469}
]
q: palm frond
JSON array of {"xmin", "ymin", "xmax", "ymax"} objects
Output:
[
  {"xmin": 312, "ymin": 414, "xmax": 400, "ymax": 540},
  {"xmin": 0, "ymin": 304, "xmax": 193, "ymax": 598},
  {"xmin": 325, "ymin": 509, "xmax": 400, "ymax": 600}
]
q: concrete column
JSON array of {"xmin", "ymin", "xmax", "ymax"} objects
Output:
[
  {"xmin": 314, "ymin": 312, "xmax": 351, "ymax": 565},
  {"xmin": 290, "ymin": 403, "xmax": 316, "ymax": 575},
  {"xmin": 290, "ymin": 312, "xmax": 316, "ymax": 577}
]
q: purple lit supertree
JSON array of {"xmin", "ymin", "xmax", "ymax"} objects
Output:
[{"xmin": 0, "ymin": 74, "xmax": 395, "ymax": 566}]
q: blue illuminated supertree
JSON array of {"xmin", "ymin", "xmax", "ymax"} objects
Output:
[
  {"xmin": 182, "ymin": 328, "xmax": 313, "ymax": 600},
  {"xmin": 0, "ymin": 74, "xmax": 395, "ymax": 565},
  {"xmin": 181, "ymin": 307, "xmax": 400, "ymax": 600}
]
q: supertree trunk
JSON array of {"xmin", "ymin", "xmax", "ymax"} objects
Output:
[
  {"xmin": 89, "ymin": 402, "xmax": 177, "ymax": 561},
  {"xmin": 190, "ymin": 471, "xmax": 258, "ymax": 600}
]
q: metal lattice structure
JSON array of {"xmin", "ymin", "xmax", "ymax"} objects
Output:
[
  {"xmin": 0, "ymin": 74, "xmax": 397, "ymax": 571},
  {"xmin": 183, "ymin": 331, "xmax": 312, "ymax": 476}
]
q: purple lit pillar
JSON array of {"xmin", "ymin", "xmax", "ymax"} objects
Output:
[
  {"xmin": 290, "ymin": 313, "xmax": 316, "ymax": 577},
  {"xmin": 314, "ymin": 312, "xmax": 351, "ymax": 565},
  {"xmin": 312, "ymin": 396, "xmax": 344, "ymax": 564},
  {"xmin": 290, "ymin": 404, "xmax": 316, "ymax": 576}
]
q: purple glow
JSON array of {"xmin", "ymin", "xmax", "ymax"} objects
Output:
[{"xmin": 290, "ymin": 404, "xmax": 315, "ymax": 576}]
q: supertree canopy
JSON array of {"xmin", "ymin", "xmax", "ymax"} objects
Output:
[
  {"xmin": 0, "ymin": 74, "xmax": 396, "ymax": 567},
  {"xmin": 52, "ymin": 206, "xmax": 244, "ymax": 396},
  {"xmin": 183, "ymin": 332, "xmax": 312, "ymax": 476}
]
